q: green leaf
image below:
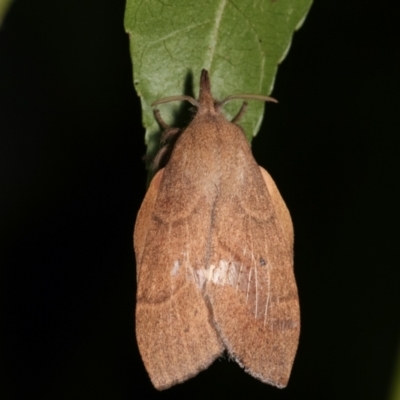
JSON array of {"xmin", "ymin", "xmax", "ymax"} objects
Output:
[{"xmin": 124, "ymin": 0, "xmax": 312, "ymax": 170}]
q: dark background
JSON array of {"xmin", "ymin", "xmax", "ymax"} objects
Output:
[{"xmin": 1, "ymin": 1, "xmax": 399, "ymax": 399}]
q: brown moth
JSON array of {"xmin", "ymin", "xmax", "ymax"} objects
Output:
[{"xmin": 134, "ymin": 69, "xmax": 300, "ymax": 390}]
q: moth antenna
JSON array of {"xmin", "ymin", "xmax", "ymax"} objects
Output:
[
  {"xmin": 152, "ymin": 95, "xmax": 199, "ymax": 107},
  {"xmin": 218, "ymin": 94, "xmax": 278, "ymax": 107}
]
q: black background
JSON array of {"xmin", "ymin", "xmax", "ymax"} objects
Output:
[{"xmin": 1, "ymin": 1, "xmax": 399, "ymax": 399}]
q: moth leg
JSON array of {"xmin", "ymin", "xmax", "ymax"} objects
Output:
[
  {"xmin": 153, "ymin": 109, "xmax": 182, "ymax": 170},
  {"xmin": 152, "ymin": 145, "xmax": 172, "ymax": 171},
  {"xmin": 153, "ymin": 109, "xmax": 181, "ymax": 143},
  {"xmin": 231, "ymin": 101, "xmax": 248, "ymax": 124}
]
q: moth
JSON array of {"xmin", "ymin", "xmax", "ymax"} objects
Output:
[{"xmin": 134, "ymin": 69, "xmax": 300, "ymax": 390}]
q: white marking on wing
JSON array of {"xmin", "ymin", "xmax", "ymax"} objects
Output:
[
  {"xmin": 227, "ymin": 261, "xmax": 238, "ymax": 286},
  {"xmin": 192, "ymin": 260, "xmax": 240, "ymax": 289},
  {"xmin": 246, "ymin": 267, "xmax": 252, "ymax": 304},
  {"xmin": 263, "ymin": 261, "xmax": 271, "ymax": 328},
  {"xmin": 171, "ymin": 260, "xmax": 180, "ymax": 276}
]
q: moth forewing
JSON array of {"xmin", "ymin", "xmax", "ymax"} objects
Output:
[
  {"xmin": 134, "ymin": 168, "xmax": 164, "ymax": 278},
  {"xmin": 200, "ymin": 125, "xmax": 299, "ymax": 387}
]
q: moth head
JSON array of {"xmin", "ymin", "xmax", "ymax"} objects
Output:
[
  {"xmin": 150, "ymin": 70, "xmax": 278, "ymax": 171},
  {"xmin": 152, "ymin": 69, "xmax": 278, "ymax": 116}
]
